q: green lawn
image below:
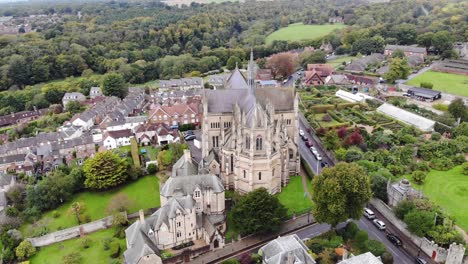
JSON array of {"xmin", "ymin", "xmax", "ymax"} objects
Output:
[
  {"xmin": 265, "ymin": 23, "xmax": 346, "ymax": 45},
  {"xmin": 23, "ymin": 175, "xmax": 160, "ymax": 235},
  {"xmin": 327, "ymin": 55, "xmax": 357, "ymax": 68},
  {"xmin": 276, "ymin": 176, "xmax": 313, "ymax": 216},
  {"xmin": 315, "ymin": 113, "xmax": 341, "ymax": 128},
  {"xmin": 420, "ymin": 166, "xmax": 468, "ymax": 231},
  {"xmin": 30, "ymin": 227, "xmax": 126, "ymax": 264},
  {"xmin": 406, "ymin": 71, "xmax": 468, "ymax": 97}
]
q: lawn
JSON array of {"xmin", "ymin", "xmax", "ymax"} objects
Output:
[
  {"xmin": 327, "ymin": 55, "xmax": 357, "ymax": 68},
  {"xmin": 23, "ymin": 175, "xmax": 160, "ymax": 235},
  {"xmin": 276, "ymin": 176, "xmax": 313, "ymax": 216},
  {"xmin": 420, "ymin": 166, "xmax": 468, "ymax": 231},
  {"xmin": 265, "ymin": 23, "xmax": 346, "ymax": 45},
  {"xmin": 315, "ymin": 113, "xmax": 342, "ymax": 128},
  {"xmin": 406, "ymin": 71, "xmax": 468, "ymax": 97},
  {"xmin": 30, "ymin": 227, "xmax": 126, "ymax": 264}
]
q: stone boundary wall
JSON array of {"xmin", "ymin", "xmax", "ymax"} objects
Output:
[{"xmin": 27, "ymin": 216, "xmax": 113, "ymax": 247}]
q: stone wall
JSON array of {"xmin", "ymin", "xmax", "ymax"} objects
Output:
[{"xmin": 27, "ymin": 216, "xmax": 113, "ymax": 247}]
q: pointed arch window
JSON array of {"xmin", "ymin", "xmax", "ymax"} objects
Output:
[{"xmin": 256, "ymin": 136, "xmax": 262, "ymax": 151}]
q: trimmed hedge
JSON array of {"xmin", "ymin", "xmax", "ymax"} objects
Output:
[
  {"xmin": 130, "ymin": 138, "xmax": 141, "ymax": 168},
  {"xmin": 310, "ymin": 103, "xmax": 361, "ymax": 114},
  {"xmin": 327, "ymin": 110, "xmax": 344, "ymax": 123}
]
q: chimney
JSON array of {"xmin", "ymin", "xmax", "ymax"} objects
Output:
[
  {"xmin": 139, "ymin": 209, "xmax": 145, "ymax": 224},
  {"xmin": 184, "ymin": 149, "xmax": 191, "ymax": 163},
  {"xmin": 287, "ymin": 251, "xmax": 294, "ymax": 264}
]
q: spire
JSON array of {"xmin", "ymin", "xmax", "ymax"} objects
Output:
[{"xmin": 247, "ymin": 47, "xmax": 255, "ymax": 92}]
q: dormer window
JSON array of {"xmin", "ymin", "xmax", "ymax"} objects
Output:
[{"xmin": 194, "ymin": 190, "xmax": 201, "ymax": 198}]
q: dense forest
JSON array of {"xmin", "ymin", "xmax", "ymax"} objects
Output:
[{"xmin": 0, "ymin": 0, "xmax": 465, "ymax": 115}]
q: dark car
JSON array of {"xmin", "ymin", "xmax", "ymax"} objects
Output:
[
  {"xmin": 415, "ymin": 257, "xmax": 428, "ymax": 264},
  {"xmin": 184, "ymin": 134, "xmax": 196, "ymax": 141},
  {"xmin": 305, "ymin": 140, "xmax": 313, "ymax": 148},
  {"xmin": 386, "ymin": 233, "xmax": 402, "ymax": 246},
  {"xmin": 184, "ymin": 130, "xmax": 194, "ymax": 135},
  {"xmin": 320, "ymin": 161, "xmax": 329, "ymax": 168}
]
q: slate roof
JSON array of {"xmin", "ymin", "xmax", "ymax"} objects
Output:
[
  {"xmin": 208, "ymin": 73, "xmax": 230, "ymax": 85},
  {"xmin": 260, "ymin": 234, "xmax": 316, "ymax": 264},
  {"xmin": 0, "ymin": 174, "xmax": 14, "ymax": 187},
  {"xmin": 385, "ymin": 45, "xmax": 426, "ymax": 54},
  {"xmin": 106, "ymin": 129, "xmax": 133, "ymax": 139},
  {"xmin": 159, "ymin": 77, "xmax": 203, "ymax": 89},
  {"xmin": 224, "ymin": 68, "xmax": 249, "ymax": 90},
  {"xmin": 339, "ymin": 252, "xmax": 383, "ymax": 264},
  {"xmin": 124, "ymin": 219, "xmax": 160, "ymax": 264},
  {"xmin": 345, "ymin": 54, "xmax": 384, "ymax": 72},
  {"xmin": 171, "ymin": 153, "xmax": 198, "ymax": 177},
  {"xmin": 0, "ymin": 108, "xmax": 48, "ymax": 127},
  {"xmin": 160, "ymin": 174, "xmax": 224, "ymax": 198},
  {"xmin": 408, "ymin": 87, "xmax": 441, "ymax": 97},
  {"xmin": 148, "ymin": 196, "xmax": 194, "ymax": 231},
  {"xmin": 306, "ymin": 64, "xmax": 334, "ymax": 77}
]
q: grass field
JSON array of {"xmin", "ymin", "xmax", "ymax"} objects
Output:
[
  {"xmin": 265, "ymin": 23, "xmax": 346, "ymax": 45},
  {"xmin": 420, "ymin": 166, "xmax": 468, "ymax": 231},
  {"xmin": 277, "ymin": 176, "xmax": 313, "ymax": 216},
  {"xmin": 406, "ymin": 71, "xmax": 468, "ymax": 97},
  {"xmin": 315, "ymin": 113, "xmax": 342, "ymax": 128},
  {"xmin": 23, "ymin": 175, "xmax": 160, "ymax": 235},
  {"xmin": 327, "ymin": 56, "xmax": 357, "ymax": 68},
  {"xmin": 30, "ymin": 228, "xmax": 126, "ymax": 264}
]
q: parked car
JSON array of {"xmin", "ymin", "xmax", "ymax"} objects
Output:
[
  {"xmin": 315, "ymin": 153, "xmax": 323, "ymax": 161},
  {"xmin": 310, "ymin": 147, "xmax": 318, "ymax": 155},
  {"xmin": 305, "ymin": 140, "xmax": 313, "ymax": 148},
  {"xmin": 373, "ymin": 219, "xmax": 386, "ymax": 230},
  {"xmin": 184, "ymin": 130, "xmax": 194, "ymax": 135},
  {"xmin": 364, "ymin": 208, "xmax": 375, "ymax": 219},
  {"xmin": 299, "ymin": 129, "xmax": 305, "ymax": 136},
  {"xmin": 320, "ymin": 161, "xmax": 329, "ymax": 168},
  {"xmin": 387, "ymin": 233, "xmax": 402, "ymax": 246},
  {"xmin": 184, "ymin": 135, "xmax": 196, "ymax": 141},
  {"xmin": 415, "ymin": 257, "xmax": 428, "ymax": 264}
]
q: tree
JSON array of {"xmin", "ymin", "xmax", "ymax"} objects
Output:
[
  {"xmin": 432, "ymin": 31, "xmax": 453, "ymax": 56},
  {"xmin": 15, "ymin": 240, "xmax": 36, "ymax": 260},
  {"xmin": 365, "ymin": 239, "xmax": 386, "ymax": 256},
  {"xmin": 26, "ymin": 170, "xmax": 75, "ymax": 211},
  {"xmin": 62, "ymin": 251, "xmax": 82, "ymax": 264},
  {"xmin": 8, "ymin": 54, "xmax": 30, "ymax": 88},
  {"xmin": 317, "ymin": 248, "xmax": 334, "ymax": 264},
  {"xmin": 226, "ymin": 56, "xmax": 241, "ymax": 70},
  {"xmin": 66, "ymin": 100, "xmax": 83, "ymax": 114},
  {"xmin": 102, "ymin": 72, "xmax": 128, "ymax": 99},
  {"xmin": 383, "ymin": 58, "xmax": 410, "ymax": 83},
  {"xmin": 453, "ymin": 122, "xmax": 468, "ymax": 138},
  {"xmin": 231, "ymin": 188, "xmax": 287, "ymax": 236},
  {"xmin": 147, "ymin": 163, "xmax": 158, "ymax": 174},
  {"xmin": 411, "ymin": 170, "xmax": 426, "ymax": 185},
  {"xmin": 83, "ymin": 151, "xmax": 128, "ymax": 190},
  {"xmin": 448, "ymin": 99, "xmax": 467, "ymax": 122},
  {"xmin": 106, "ymin": 193, "xmax": 134, "ymax": 214},
  {"xmin": 312, "ymin": 162, "xmax": 371, "ymax": 227},
  {"xmin": 299, "ymin": 50, "xmax": 326, "ymax": 67},
  {"xmin": 323, "ymin": 130, "xmax": 340, "ymax": 150},
  {"xmin": 404, "ymin": 209, "xmax": 435, "ymax": 237},
  {"xmin": 267, "ymin": 53, "xmax": 296, "ymax": 79},
  {"xmin": 393, "ymin": 200, "xmax": 415, "ymax": 219},
  {"xmin": 43, "ymin": 85, "xmax": 65, "ymax": 104},
  {"xmin": 68, "ymin": 202, "xmax": 86, "ymax": 225},
  {"xmin": 370, "ymin": 175, "xmax": 388, "ymax": 203}
]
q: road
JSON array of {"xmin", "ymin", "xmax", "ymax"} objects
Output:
[{"xmin": 282, "ymin": 70, "xmax": 302, "ymax": 87}]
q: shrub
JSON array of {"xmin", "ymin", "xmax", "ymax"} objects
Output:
[
  {"xmin": 386, "ymin": 164, "xmax": 405, "ymax": 177},
  {"xmin": 354, "ymin": 230, "xmax": 369, "ymax": 251},
  {"xmin": 342, "ymin": 222, "xmax": 359, "ymax": 241},
  {"xmin": 322, "ymin": 114, "xmax": 332, "ymax": 122},
  {"xmin": 345, "ymin": 147, "xmax": 363, "ymax": 162},
  {"xmin": 6, "ymin": 207, "xmax": 19, "ymax": 217},
  {"xmin": 463, "ymin": 162, "xmax": 468, "ymax": 176},
  {"xmin": 430, "ymin": 157, "xmax": 454, "ymax": 171},
  {"xmin": 316, "ymin": 127, "xmax": 327, "ymax": 136},
  {"xmin": 430, "ymin": 132, "xmax": 441, "ymax": 141},
  {"xmin": 404, "ymin": 210, "xmax": 435, "ymax": 237},
  {"xmin": 451, "ymin": 154, "xmax": 465, "ymax": 165},
  {"xmin": 335, "ymin": 148, "xmax": 346, "ymax": 161},
  {"xmin": 52, "ymin": 210, "xmax": 60, "ymax": 218},
  {"xmin": 420, "ymin": 82, "xmax": 433, "ymax": 89},
  {"xmin": 432, "ymin": 104, "xmax": 448, "ymax": 112},
  {"xmin": 15, "ymin": 240, "xmax": 36, "ymax": 260},
  {"xmin": 394, "ymin": 200, "xmax": 415, "ymax": 219},
  {"xmin": 147, "ymin": 163, "xmax": 158, "ymax": 174},
  {"xmin": 62, "ymin": 252, "xmax": 82, "ymax": 264},
  {"xmin": 109, "ymin": 240, "xmax": 120, "ymax": 258},
  {"xmin": 102, "ymin": 238, "xmax": 112, "ymax": 251},
  {"xmin": 79, "ymin": 237, "xmax": 92, "ymax": 249},
  {"xmin": 79, "ymin": 214, "xmax": 91, "ymax": 224},
  {"xmin": 411, "ymin": 170, "xmax": 427, "ymax": 185},
  {"xmin": 381, "ymin": 252, "xmax": 394, "ymax": 264}
]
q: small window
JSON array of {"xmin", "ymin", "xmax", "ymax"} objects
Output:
[
  {"xmin": 243, "ymin": 170, "xmax": 246, "ymax": 178},
  {"xmin": 258, "ymin": 172, "xmax": 262, "ymax": 181},
  {"xmin": 177, "ymin": 222, "xmax": 181, "ymax": 227},
  {"xmin": 194, "ymin": 190, "xmax": 201, "ymax": 198}
]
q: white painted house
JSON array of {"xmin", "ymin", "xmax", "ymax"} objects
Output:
[{"xmin": 103, "ymin": 129, "xmax": 134, "ymax": 149}]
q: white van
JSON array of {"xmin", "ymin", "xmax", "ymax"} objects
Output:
[{"xmin": 364, "ymin": 208, "xmax": 375, "ymax": 219}]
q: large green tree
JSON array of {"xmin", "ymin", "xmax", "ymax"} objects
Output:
[
  {"xmin": 383, "ymin": 58, "xmax": 410, "ymax": 84},
  {"xmin": 102, "ymin": 72, "xmax": 128, "ymax": 99},
  {"xmin": 312, "ymin": 162, "xmax": 372, "ymax": 227},
  {"xmin": 404, "ymin": 209, "xmax": 435, "ymax": 237},
  {"xmin": 448, "ymin": 98, "xmax": 467, "ymax": 122},
  {"xmin": 231, "ymin": 188, "xmax": 287, "ymax": 236},
  {"xmin": 83, "ymin": 151, "xmax": 128, "ymax": 190}
]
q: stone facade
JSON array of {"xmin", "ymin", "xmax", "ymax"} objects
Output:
[{"xmin": 201, "ymin": 51, "xmax": 300, "ymax": 194}]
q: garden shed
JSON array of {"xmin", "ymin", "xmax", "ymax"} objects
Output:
[{"xmin": 376, "ymin": 103, "xmax": 435, "ymax": 132}]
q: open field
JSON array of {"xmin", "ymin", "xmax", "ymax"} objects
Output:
[
  {"xmin": 406, "ymin": 71, "xmax": 468, "ymax": 97},
  {"xmin": 265, "ymin": 23, "xmax": 346, "ymax": 45},
  {"xmin": 327, "ymin": 55, "xmax": 357, "ymax": 68},
  {"xmin": 421, "ymin": 166, "xmax": 468, "ymax": 231},
  {"xmin": 30, "ymin": 227, "xmax": 126, "ymax": 264},
  {"xmin": 276, "ymin": 176, "xmax": 313, "ymax": 216},
  {"xmin": 22, "ymin": 176, "xmax": 160, "ymax": 235}
]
